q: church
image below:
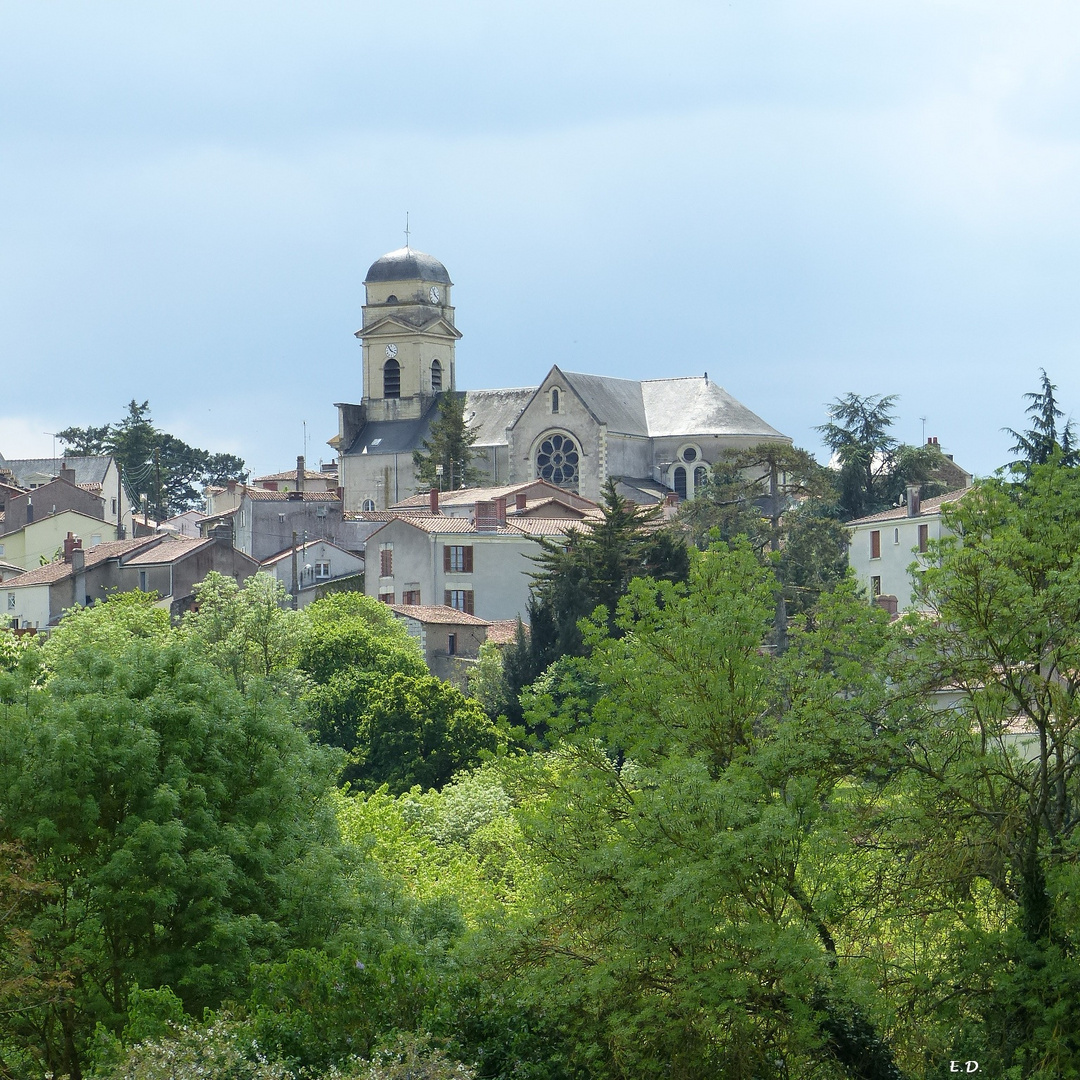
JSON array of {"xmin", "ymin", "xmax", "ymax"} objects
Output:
[{"xmin": 331, "ymin": 246, "xmax": 790, "ymax": 511}]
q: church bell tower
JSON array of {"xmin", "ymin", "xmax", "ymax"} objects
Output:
[{"xmin": 358, "ymin": 247, "xmax": 461, "ymax": 422}]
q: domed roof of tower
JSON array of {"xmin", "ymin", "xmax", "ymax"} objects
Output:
[{"xmin": 365, "ymin": 247, "xmax": 452, "ymax": 285}]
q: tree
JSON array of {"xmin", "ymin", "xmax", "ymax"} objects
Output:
[
  {"xmin": 1004, "ymin": 367, "xmax": 1078, "ymax": 471},
  {"xmin": 890, "ymin": 461, "xmax": 1080, "ymax": 1074},
  {"xmin": 817, "ymin": 393, "xmax": 944, "ymax": 520},
  {"xmin": 413, "ymin": 394, "xmax": 482, "ymax": 492},
  {"xmin": 505, "ymin": 547, "xmax": 911, "ymax": 1078},
  {"xmin": 0, "ymin": 596, "xmax": 354, "ymax": 1078},
  {"xmin": 525, "ymin": 478, "xmax": 689, "ymax": 666},
  {"xmin": 57, "ymin": 400, "xmax": 248, "ymax": 518},
  {"xmin": 354, "ymin": 673, "xmax": 504, "ymax": 794}
]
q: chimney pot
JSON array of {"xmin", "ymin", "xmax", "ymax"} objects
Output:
[
  {"xmin": 296, "ymin": 456, "xmax": 305, "ymax": 494},
  {"xmin": 906, "ymin": 485, "xmax": 921, "ymax": 517}
]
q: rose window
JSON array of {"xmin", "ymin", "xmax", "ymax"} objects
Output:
[{"xmin": 536, "ymin": 433, "xmax": 580, "ymax": 489}]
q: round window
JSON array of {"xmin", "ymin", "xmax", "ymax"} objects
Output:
[
  {"xmin": 682, "ymin": 446, "xmax": 698, "ymax": 463},
  {"xmin": 536, "ymin": 433, "xmax": 580, "ymax": 489}
]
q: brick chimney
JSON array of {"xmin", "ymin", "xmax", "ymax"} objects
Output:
[
  {"xmin": 63, "ymin": 532, "xmax": 83, "ymax": 563},
  {"xmin": 494, "ymin": 496, "xmax": 507, "ymax": 525},
  {"xmin": 906, "ymin": 485, "xmax": 921, "ymax": 518},
  {"xmin": 296, "ymin": 455, "xmax": 305, "ymax": 494},
  {"xmin": 874, "ymin": 594, "xmax": 898, "ymax": 618},
  {"xmin": 60, "ymin": 462, "xmax": 76, "ymax": 485},
  {"xmin": 475, "ymin": 500, "xmax": 498, "ymax": 531},
  {"xmin": 665, "ymin": 492, "xmax": 680, "ymax": 508},
  {"xmin": 429, "ymin": 487, "xmax": 440, "ymax": 514},
  {"xmin": 515, "ymin": 492, "xmax": 527, "ymax": 511}
]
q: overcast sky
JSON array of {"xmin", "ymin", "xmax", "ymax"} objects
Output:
[{"xmin": 3, "ymin": 1, "xmax": 1079, "ymax": 479}]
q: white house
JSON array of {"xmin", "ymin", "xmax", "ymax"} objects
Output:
[
  {"xmin": 846, "ymin": 486, "xmax": 970, "ymax": 612},
  {"xmin": 259, "ymin": 539, "xmax": 365, "ymax": 606}
]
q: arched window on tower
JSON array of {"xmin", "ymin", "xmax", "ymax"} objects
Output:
[
  {"xmin": 431, "ymin": 359, "xmax": 443, "ymax": 392},
  {"xmin": 551, "ymin": 388, "xmax": 560, "ymax": 413},
  {"xmin": 673, "ymin": 466, "xmax": 687, "ymax": 500},
  {"xmin": 383, "ymin": 359, "xmax": 400, "ymax": 398}
]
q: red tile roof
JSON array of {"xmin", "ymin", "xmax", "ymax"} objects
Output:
[
  {"xmin": 847, "ymin": 487, "xmax": 971, "ymax": 526},
  {"xmin": 122, "ymin": 538, "xmax": 214, "ymax": 566},
  {"xmin": 3, "ymin": 538, "xmax": 158, "ymax": 587},
  {"xmin": 390, "ymin": 604, "xmax": 491, "ymax": 626}
]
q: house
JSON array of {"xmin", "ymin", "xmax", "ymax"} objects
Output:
[
  {"xmin": 389, "ymin": 480, "xmax": 600, "ymax": 521},
  {"xmin": 0, "ymin": 508, "xmax": 117, "ymax": 570},
  {"xmin": 847, "ymin": 486, "xmax": 971, "ymax": 613},
  {"xmin": 259, "ymin": 539, "xmax": 365, "ymax": 606},
  {"xmin": 389, "ymin": 603, "xmax": 492, "ymax": 684},
  {"xmin": 331, "ymin": 246, "xmax": 791, "ymax": 511},
  {"xmin": 252, "ymin": 457, "xmax": 339, "ymax": 493},
  {"xmin": 158, "ymin": 510, "xmax": 207, "ymax": 538},
  {"xmin": 0, "ymin": 455, "xmax": 132, "ymax": 534},
  {"xmin": 4, "ymin": 530, "xmax": 258, "ymax": 629},
  {"xmin": 198, "ymin": 485, "xmax": 376, "ymax": 562},
  {"xmin": 365, "ymin": 499, "xmax": 586, "ymax": 621},
  {"xmin": 1, "ymin": 474, "xmax": 105, "ymax": 536}
]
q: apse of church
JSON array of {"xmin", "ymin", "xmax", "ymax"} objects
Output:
[{"xmin": 332, "ymin": 247, "xmax": 790, "ymax": 511}]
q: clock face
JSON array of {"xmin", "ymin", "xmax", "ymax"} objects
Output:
[
  {"xmin": 429, "ymin": 286, "xmax": 440, "ymax": 304},
  {"xmin": 385, "ymin": 343, "xmax": 398, "ymax": 359}
]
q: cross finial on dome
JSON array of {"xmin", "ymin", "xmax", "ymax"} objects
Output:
[{"xmin": 404, "ymin": 211, "xmax": 410, "ymax": 250}]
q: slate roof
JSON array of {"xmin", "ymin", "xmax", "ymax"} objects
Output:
[
  {"xmin": 390, "ymin": 604, "xmax": 491, "ymax": 627},
  {"xmin": 365, "ymin": 247, "xmax": 452, "ymax": 285},
  {"xmin": 559, "ymin": 372, "xmax": 649, "ymax": 435},
  {"xmin": 640, "ymin": 377, "xmax": 789, "ymax": 439},
  {"xmin": 0, "ymin": 456, "xmax": 113, "ymax": 488},
  {"xmin": 846, "ymin": 488, "xmax": 971, "ymax": 526},
  {"xmin": 345, "ymin": 398, "xmax": 441, "ymax": 457},
  {"xmin": 464, "ymin": 387, "xmax": 535, "ymax": 447}
]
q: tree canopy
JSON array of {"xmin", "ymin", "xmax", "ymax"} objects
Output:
[
  {"xmin": 412, "ymin": 394, "xmax": 482, "ymax": 492},
  {"xmin": 58, "ymin": 399, "xmax": 248, "ymax": 518}
]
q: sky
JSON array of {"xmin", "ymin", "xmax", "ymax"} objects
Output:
[{"xmin": 3, "ymin": 1, "xmax": 1080, "ymax": 480}]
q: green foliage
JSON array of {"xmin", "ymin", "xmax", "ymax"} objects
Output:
[
  {"xmin": 1004, "ymin": 367, "xmax": 1078, "ymax": 471},
  {"xmin": 0, "ymin": 598, "xmax": 352, "ymax": 1078},
  {"xmin": 817, "ymin": 392, "xmax": 945, "ymax": 520},
  {"xmin": 354, "ymin": 675, "xmax": 503, "ymax": 794},
  {"xmin": 526, "ymin": 478, "xmax": 689, "ymax": 666},
  {"xmin": 412, "ymin": 394, "xmax": 482, "ymax": 492},
  {"xmin": 58, "ymin": 399, "xmax": 248, "ymax": 518},
  {"xmin": 183, "ymin": 572, "xmax": 302, "ymax": 691}
]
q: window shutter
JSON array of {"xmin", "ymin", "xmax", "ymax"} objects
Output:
[
  {"xmin": 443, "ymin": 547, "xmax": 451, "ymax": 572},
  {"xmin": 870, "ymin": 530, "xmax": 881, "ymax": 559},
  {"xmin": 463, "ymin": 546, "xmax": 473, "ymax": 573},
  {"xmin": 464, "ymin": 591, "xmax": 474, "ymax": 615},
  {"xmin": 444, "ymin": 590, "xmax": 452, "ymax": 607}
]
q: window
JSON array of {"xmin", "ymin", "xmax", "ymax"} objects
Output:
[
  {"xmin": 7, "ymin": 594, "xmax": 14, "ymax": 610},
  {"xmin": 314, "ymin": 561, "xmax": 331, "ymax": 580},
  {"xmin": 278, "ymin": 513, "xmax": 286, "ymax": 522},
  {"xmin": 694, "ymin": 465, "xmax": 708, "ymax": 491},
  {"xmin": 918, "ymin": 523, "xmax": 929, "ymax": 553},
  {"xmin": 380, "ymin": 544, "xmax": 393, "ymax": 577},
  {"xmin": 444, "ymin": 545, "xmax": 474, "ymax": 573},
  {"xmin": 447, "ymin": 633, "xmax": 457, "ymax": 656},
  {"xmin": 378, "ymin": 589, "xmax": 395, "ymax": 604},
  {"xmin": 445, "ymin": 589, "xmax": 474, "ymax": 615},
  {"xmin": 673, "ymin": 466, "xmax": 687, "ymax": 500},
  {"xmin": 431, "ymin": 359, "xmax": 442, "ymax": 392},
  {"xmin": 362, "ymin": 498, "xmax": 376, "ymax": 511},
  {"xmin": 893, "ymin": 527, "xmax": 900, "ymax": 544},
  {"xmin": 871, "ymin": 576, "xmax": 881, "ymax": 597},
  {"xmin": 91, "ymin": 534, "xmax": 101, "ymax": 547},
  {"xmin": 383, "ymin": 358, "xmax": 400, "ymax": 398},
  {"xmin": 0, "ymin": 544, "xmax": 4, "ymax": 557},
  {"xmin": 681, "ymin": 446, "xmax": 698, "ymax": 463},
  {"xmin": 870, "ymin": 530, "xmax": 881, "ymax": 559},
  {"xmin": 139, "ymin": 570, "xmax": 147, "ymax": 591},
  {"xmin": 111, "ymin": 498, "xmax": 117, "ymax": 515},
  {"xmin": 402, "ymin": 589, "xmax": 421, "ymax": 605},
  {"xmin": 535, "ymin": 433, "xmax": 579, "ymax": 489},
  {"xmin": 551, "ymin": 388, "xmax": 560, "ymax": 413}
]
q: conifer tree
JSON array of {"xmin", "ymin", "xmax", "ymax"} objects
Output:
[{"xmin": 412, "ymin": 393, "xmax": 482, "ymax": 491}]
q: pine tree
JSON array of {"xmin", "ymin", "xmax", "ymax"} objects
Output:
[
  {"xmin": 413, "ymin": 393, "xmax": 482, "ymax": 491},
  {"xmin": 1004, "ymin": 368, "xmax": 1078, "ymax": 471}
]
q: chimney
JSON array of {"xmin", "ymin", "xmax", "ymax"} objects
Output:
[
  {"xmin": 296, "ymin": 456, "xmax": 305, "ymax": 494},
  {"xmin": 60, "ymin": 462, "xmax": 76, "ymax": 485},
  {"xmin": 906, "ymin": 485, "xmax": 921, "ymax": 518},
  {"xmin": 429, "ymin": 487, "xmax": 440, "ymax": 514},
  {"xmin": 25, "ymin": 497, "xmax": 33, "ymax": 524},
  {"xmin": 475, "ymin": 500, "xmax": 498, "ymax": 531},
  {"xmin": 665, "ymin": 492, "xmax": 680, "ymax": 508},
  {"xmin": 63, "ymin": 532, "xmax": 83, "ymax": 563},
  {"xmin": 494, "ymin": 496, "xmax": 507, "ymax": 525},
  {"xmin": 209, "ymin": 522, "xmax": 234, "ymax": 548},
  {"xmin": 226, "ymin": 479, "xmax": 237, "ymax": 493},
  {"xmin": 515, "ymin": 492, "xmax": 527, "ymax": 511},
  {"xmin": 874, "ymin": 594, "xmax": 898, "ymax": 618}
]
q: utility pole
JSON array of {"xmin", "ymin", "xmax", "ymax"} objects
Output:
[
  {"xmin": 290, "ymin": 531, "xmax": 299, "ymax": 611},
  {"xmin": 154, "ymin": 446, "xmax": 163, "ymax": 524}
]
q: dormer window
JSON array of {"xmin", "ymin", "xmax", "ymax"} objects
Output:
[
  {"xmin": 383, "ymin": 359, "xmax": 400, "ymax": 398},
  {"xmin": 551, "ymin": 388, "xmax": 560, "ymax": 414}
]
